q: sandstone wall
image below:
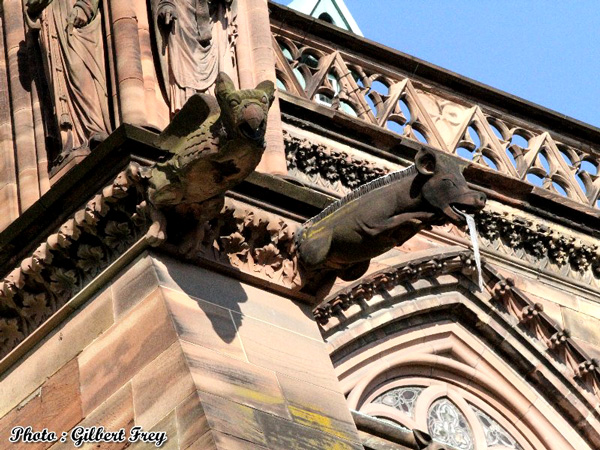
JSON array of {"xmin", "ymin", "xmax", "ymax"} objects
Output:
[{"xmin": 0, "ymin": 251, "xmax": 362, "ymax": 449}]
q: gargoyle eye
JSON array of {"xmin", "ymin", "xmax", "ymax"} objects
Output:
[
  {"xmin": 229, "ymin": 98, "xmax": 240, "ymax": 107},
  {"xmin": 261, "ymin": 95, "xmax": 268, "ymax": 104}
]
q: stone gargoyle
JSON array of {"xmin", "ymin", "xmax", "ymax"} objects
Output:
[
  {"xmin": 297, "ymin": 148, "xmax": 486, "ymax": 281},
  {"xmin": 138, "ymin": 72, "xmax": 275, "ymax": 246}
]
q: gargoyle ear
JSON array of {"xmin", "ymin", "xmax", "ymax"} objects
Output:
[
  {"xmin": 215, "ymin": 72, "xmax": 236, "ymax": 99},
  {"xmin": 415, "ymin": 149, "xmax": 437, "ymax": 176},
  {"xmin": 256, "ymin": 80, "xmax": 275, "ymax": 103}
]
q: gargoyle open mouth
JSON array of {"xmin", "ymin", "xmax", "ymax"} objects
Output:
[
  {"xmin": 239, "ymin": 121, "xmax": 266, "ymax": 141},
  {"xmin": 448, "ymin": 199, "xmax": 485, "ymax": 223}
]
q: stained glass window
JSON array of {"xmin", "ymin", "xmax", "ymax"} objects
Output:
[
  {"xmin": 427, "ymin": 398, "xmax": 474, "ymax": 450},
  {"xmin": 367, "ymin": 384, "xmax": 526, "ymax": 450},
  {"xmin": 471, "ymin": 405, "xmax": 523, "ymax": 450},
  {"xmin": 373, "ymin": 386, "xmax": 423, "ymax": 417}
]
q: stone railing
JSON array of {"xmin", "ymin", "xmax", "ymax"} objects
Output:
[{"xmin": 271, "ymin": 6, "xmax": 600, "ymax": 210}]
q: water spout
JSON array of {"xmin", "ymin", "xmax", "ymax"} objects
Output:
[{"xmin": 463, "ymin": 213, "xmax": 483, "ymax": 292}]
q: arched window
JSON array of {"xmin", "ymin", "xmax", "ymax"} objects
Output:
[
  {"xmin": 362, "ymin": 379, "xmax": 524, "ymax": 450},
  {"xmin": 321, "ymin": 253, "xmax": 597, "ymax": 450}
]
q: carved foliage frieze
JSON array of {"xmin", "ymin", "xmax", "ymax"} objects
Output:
[
  {"xmin": 0, "ymin": 167, "xmax": 148, "ymax": 358},
  {"xmin": 475, "ymin": 209, "xmax": 600, "ymax": 287},
  {"xmin": 173, "ymin": 198, "xmax": 302, "ymax": 289},
  {"xmin": 0, "ymin": 170, "xmax": 307, "ymax": 358},
  {"xmin": 284, "ymin": 131, "xmax": 391, "ymax": 193}
]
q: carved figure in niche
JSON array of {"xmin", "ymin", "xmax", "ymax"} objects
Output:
[
  {"xmin": 25, "ymin": 0, "xmax": 111, "ymax": 160},
  {"xmin": 138, "ymin": 72, "xmax": 274, "ymax": 247},
  {"xmin": 154, "ymin": 0, "xmax": 238, "ymax": 114},
  {"xmin": 298, "ymin": 148, "xmax": 487, "ymax": 281}
]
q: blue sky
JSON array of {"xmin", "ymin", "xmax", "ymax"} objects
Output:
[{"xmin": 312, "ymin": 1, "xmax": 600, "ymax": 128}]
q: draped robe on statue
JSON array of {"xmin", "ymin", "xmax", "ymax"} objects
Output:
[
  {"xmin": 26, "ymin": 0, "xmax": 110, "ymax": 153},
  {"xmin": 155, "ymin": 0, "xmax": 237, "ymax": 114}
]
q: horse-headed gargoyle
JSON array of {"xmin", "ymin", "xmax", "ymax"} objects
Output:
[
  {"xmin": 297, "ymin": 148, "xmax": 486, "ymax": 282},
  {"xmin": 136, "ymin": 72, "xmax": 275, "ymax": 248}
]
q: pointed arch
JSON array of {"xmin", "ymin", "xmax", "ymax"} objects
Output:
[{"xmin": 316, "ymin": 246, "xmax": 600, "ymax": 450}]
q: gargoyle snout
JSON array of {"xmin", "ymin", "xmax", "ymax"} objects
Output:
[
  {"xmin": 474, "ymin": 191, "xmax": 486, "ymax": 206},
  {"xmin": 242, "ymin": 103, "xmax": 265, "ymax": 130}
]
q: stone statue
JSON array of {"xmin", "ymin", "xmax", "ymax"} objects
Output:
[
  {"xmin": 25, "ymin": 0, "xmax": 110, "ymax": 159},
  {"xmin": 298, "ymin": 148, "xmax": 487, "ymax": 281},
  {"xmin": 139, "ymin": 72, "xmax": 274, "ymax": 246},
  {"xmin": 154, "ymin": 0, "xmax": 237, "ymax": 114}
]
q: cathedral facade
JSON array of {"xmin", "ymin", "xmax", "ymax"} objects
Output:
[{"xmin": 0, "ymin": 1, "xmax": 599, "ymax": 449}]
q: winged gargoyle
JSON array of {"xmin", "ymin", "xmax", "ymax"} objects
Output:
[
  {"xmin": 297, "ymin": 148, "xmax": 486, "ymax": 281},
  {"xmin": 138, "ymin": 72, "xmax": 275, "ymax": 247}
]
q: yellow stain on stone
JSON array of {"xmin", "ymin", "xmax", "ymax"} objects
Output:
[
  {"xmin": 233, "ymin": 385, "xmax": 284, "ymax": 406},
  {"xmin": 290, "ymin": 436, "xmax": 355, "ymax": 450},
  {"xmin": 289, "ymin": 405, "xmax": 351, "ymax": 442}
]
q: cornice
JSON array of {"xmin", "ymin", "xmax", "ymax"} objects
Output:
[
  {"xmin": 0, "ymin": 167, "xmax": 149, "ymax": 359},
  {"xmin": 317, "ymin": 248, "xmax": 600, "ymax": 430},
  {"xmin": 283, "ymin": 130, "xmax": 600, "ymax": 292}
]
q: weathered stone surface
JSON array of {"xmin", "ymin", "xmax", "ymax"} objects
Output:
[
  {"xmin": 278, "ymin": 373, "xmax": 360, "ymax": 442},
  {"xmin": 162, "ymin": 287, "xmax": 245, "ymax": 360},
  {"xmin": 0, "ymin": 358, "xmax": 82, "ymax": 449},
  {"xmin": 128, "ymin": 409, "xmax": 177, "ymax": 450},
  {"xmin": 152, "ymin": 254, "xmax": 320, "ymax": 339},
  {"xmin": 237, "ymin": 316, "xmax": 341, "ymax": 391},
  {"xmin": 258, "ymin": 410, "xmax": 363, "ymax": 450},
  {"xmin": 111, "ymin": 254, "xmax": 159, "ymax": 320},
  {"xmin": 108, "ymin": 1, "xmax": 146, "ymax": 125},
  {"xmin": 132, "ymin": 342, "xmax": 195, "ymax": 429},
  {"xmin": 562, "ymin": 308, "xmax": 600, "ymax": 347},
  {"xmin": 212, "ymin": 430, "xmax": 270, "ymax": 449},
  {"xmin": 182, "ymin": 340, "xmax": 290, "ymax": 419},
  {"xmin": 79, "ymin": 288, "xmax": 177, "ymax": 414},
  {"xmin": 187, "ymin": 431, "xmax": 218, "ymax": 450},
  {"xmin": 0, "ymin": 286, "xmax": 113, "ymax": 418},
  {"xmin": 0, "ymin": 183, "xmax": 19, "ymax": 231},
  {"xmin": 49, "ymin": 383, "xmax": 134, "ymax": 450},
  {"xmin": 4, "ymin": 0, "xmax": 39, "ymax": 211},
  {"xmin": 176, "ymin": 392, "xmax": 211, "ymax": 450},
  {"xmin": 198, "ymin": 390, "xmax": 268, "ymax": 447}
]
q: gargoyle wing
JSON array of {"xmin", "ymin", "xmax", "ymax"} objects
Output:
[{"xmin": 155, "ymin": 93, "xmax": 220, "ymax": 153}]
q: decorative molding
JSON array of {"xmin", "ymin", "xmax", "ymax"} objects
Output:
[
  {"xmin": 274, "ymin": 28, "xmax": 600, "ymax": 210},
  {"xmin": 0, "ymin": 167, "xmax": 309, "ymax": 359},
  {"xmin": 476, "ymin": 209, "xmax": 600, "ymax": 287},
  {"xmin": 0, "ymin": 166, "xmax": 149, "ymax": 358},
  {"xmin": 313, "ymin": 249, "xmax": 476, "ymax": 325},
  {"xmin": 166, "ymin": 197, "xmax": 303, "ymax": 289},
  {"xmin": 284, "ymin": 130, "xmax": 391, "ymax": 193},
  {"xmin": 316, "ymin": 249, "xmax": 600, "ymax": 410}
]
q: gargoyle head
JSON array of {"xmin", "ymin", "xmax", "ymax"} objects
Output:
[
  {"xmin": 215, "ymin": 72, "xmax": 275, "ymax": 143},
  {"xmin": 416, "ymin": 149, "xmax": 486, "ymax": 224}
]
